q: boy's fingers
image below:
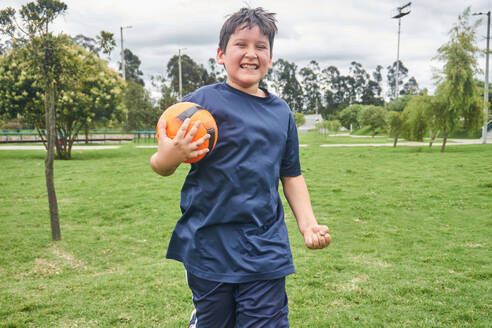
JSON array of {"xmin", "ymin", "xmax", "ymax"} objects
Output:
[
  {"xmin": 306, "ymin": 233, "xmax": 320, "ymax": 249},
  {"xmin": 186, "ymin": 120, "xmax": 202, "ymax": 141},
  {"xmin": 321, "ymin": 233, "xmax": 331, "ymax": 247},
  {"xmin": 176, "ymin": 118, "xmax": 191, "ymax": 139},
  {"xmin": 158, "ymin": 119, "xmax": 169, "ymax": 141},
  {"xmin": 189, "ymin": 148, "xmax": 209, "ymax": 159},
  {"xmin": 312, "ymin": 234, "xmax": 321, "ymax": 249},
  {"xmin": 193, "ymin": 132, "xmax": 211, "ymax": 148}
]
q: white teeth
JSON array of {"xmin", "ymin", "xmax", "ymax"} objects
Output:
[{"xmin": 241, "ymin": 64, "xmax": 258, "ymax": 69}]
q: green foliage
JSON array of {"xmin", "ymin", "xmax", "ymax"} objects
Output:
[
  {"xmin": 386, "ymin": 60, "xmax": 409, "ymax": 99},
  {"xmin": 167, "ymin": 54, "xmax": 215, "ymax": 98},
  {"xmin": 338, "ymin": 104, "xmax": 363, "ymax": 129},
  {"xmin": 121, "ymin": 48, "xmax": 144, "ymax": 86},
  {"xmin": 299, "ymin": 60, "xmax": 322, "ymax": 113},
  {"xmin": 385, "ymin": 94, "xmax": 412, "ymax": 112},
  {"xmin": 434, "ymin": 7, "xmax": 483, "ymax": 151},
  {"xmin": 400, "ymin": 96, "xmax": 430, "ymax": 142},
  {"xmin": 316, "ymin": 120, "xmax": 341, "ymax": 134},
  {"xmin": 72, "ymin": 31, "xmax": 116, "ymax": 58},
  {"xmin": 293, "ymin": 112, "xmax": 305, "ymax": 127},
  {"xmin": 0, "ymin": 37, "xmax": 125, "ymax": 159},
  {"xmin": 386, "ymin": 111, "xmax": 403, "ymax": 146},
  {"xmin": 267, "ymin": 59, "xmax": 304, "ymax": 112},
  {"xmin": 387, "ymin": 111, "xmax": 403, "ymax": 136},
  {"xmin": 123, "ymin": 80, "xmax": 160, "ymax": 131},
  {"xmin": 357, "ymin": 105, "xmax": 387, "ymax": 137}
]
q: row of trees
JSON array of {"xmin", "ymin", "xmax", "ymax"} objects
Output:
[
  {"xmin": 1, "ymin": 10, "xmax": 423, "ymax": 141},
  {"xmin": 154, "ymin": 53, "xmax": 420, "ymax": 119},
  {"xmin": 315, "ymin": 8, "xmax": 485, "ymax": 153}
]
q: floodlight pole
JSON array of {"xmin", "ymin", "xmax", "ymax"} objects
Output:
[
  {"xmin": 392, "ymin": 2, "xmax": 411, "ymax": 99},
  {"xmin": 484, "ymin": 12, "xmax": 490, "ymax": 144},
  {"xmin": 396, "ymin": 18, "xmax": 402, "ymax": 99},
  {"xmin": 120, "ymin": 25, "xmax": 133, "ymax": 81},
  {"xmin": 178, "ymin": 48, "xmax": 187, "ymax": 99}
]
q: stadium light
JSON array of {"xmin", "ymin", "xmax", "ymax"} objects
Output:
[
  {"xmin": 178, "ymin": 48, "xmax": 187, "ymax": 100},
  {"xmin": 392, "ymin": 2, "xmax": 411, "ymax": 99},
  {"xmin": 473, "ymin": 11, "xmax": 490, "ymax": 144},
  {"xmin": 120, "ymin": 25, "xmax": 133, "ymax": 81}
]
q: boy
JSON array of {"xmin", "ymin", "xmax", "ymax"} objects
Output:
[{"xmin": 150, "ymin": 7, "xmax": 331, "ymax": 328}]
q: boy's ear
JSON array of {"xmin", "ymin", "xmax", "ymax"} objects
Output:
[
  {"xmin": 216, "ymin": 47, "xmax": 225, "ymax": 65},
  {"xmin": 268, "ymin": 54, "xmax": 273, "ymax": 70}
]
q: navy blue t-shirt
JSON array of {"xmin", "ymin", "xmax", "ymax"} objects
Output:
[{"xmin": 165, "ymin": 82, "xmax": 301, "ymax": 283}]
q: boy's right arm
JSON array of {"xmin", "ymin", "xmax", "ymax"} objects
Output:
[{"xmin": 150, "ymin": 118, "xmax": 210, "ymax": 176}]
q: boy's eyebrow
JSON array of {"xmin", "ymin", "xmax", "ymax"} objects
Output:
[{"xmin": 232, "ymin": 38, "xmax": 269, "ymax": 45}]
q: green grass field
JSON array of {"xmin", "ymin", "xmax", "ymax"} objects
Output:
[{"xmin": 1, "ymin": 135, "xmax": 491, "ymax": 327}]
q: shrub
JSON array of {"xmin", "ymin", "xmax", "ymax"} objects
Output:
[{"xmin": 293, "ymin": 112, "xmax": 306, "ymax": 127}]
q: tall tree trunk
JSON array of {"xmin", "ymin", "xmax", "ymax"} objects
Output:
[
  {"xmin": 393, "ymin": 133, "xmax": 399, "ymax": 147},
  {"xmin": 441, "ymin": 127, "xmax": 448, "ymax": 153},
  {"xmin": 45, "ymin": 81, "xmax": 61, "ymax": 241},
  {"xmin": 429, "ymin": 130, "xmax": 439, "ymax": 148}
]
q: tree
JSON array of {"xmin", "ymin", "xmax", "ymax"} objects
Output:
[
  {"xmin": 358, "ymin": 105, "xmax": 386, "ymax": 137},
  {"xmin": 151, "ymin": 73, "xmax": 179, "ymax": 111},
  {"xmin": 400, "ymin": 96, "xmax": 429, "ymax": 142},
  {"xmin": 422, "ymin": 96, "xmax": 446, "ymax": 147},
  {"xmin": 167, "ymin": 54, "xmax": 214, "ymax": 98},
  {"xmin": 385, "ymin": 94, "xmax": 412, "ymax": 112},
  {"xmin": 349, "ymin": 61, "xmax": 369, "ymax": 103},
  {"xmin": 268, "ymin": 58, "xmax": 303, "ymax": 112},
  {"xmin": 208, "ymin": 57, "xmax": 226, "ymax": 83},
  {"xmin": 124, "ymin": 80, "xmax": 160, "ymax": 130},
  {"xmin": 372, "ymin": 65, "xmax": 384, "ymax": 97},
  {"xmin": 293, "ymin": 112, "xmax": 305, "ymax": 127},
  {"xmin": 299, "ymin": 60, "xmax": 322, "ymax": 113},
  {"xmin": 386, "ymin": 60, "xmax": 409, "ymax": 100},
  {"xmin": 320, "ymin": 65, "xmax": 353, "ymax": 117},
  {"xmin": 0, "ymin": 0, "xmax": 115, "ymax": 240},
  {"xmin": 0, "ymin": 37, "xmax": 125, "ymax": 159},
  {"xmin": 338, "ymin": 104, "xmax": 363, "ymax": 130},
  {"xmin": 0, "ymin": 41, "xmax": 7, "ymax": 55},
  {"xmin": 1, "ymin": 0, "xmax": 68, "ymax": 241},
  {"xmin": 401, "ymin": 76, "xmax": 419, "ymax": 95},
  {"xmin": 120, "ymin": 48, "xmax": 144, "ymax": 86},
  {"xmin": 387, "ymin": 111, "xmax": 404, "ymax": 147},
  {"xmin": 434, "ymin": 7, "xmax": 483, "ymax": 152}
]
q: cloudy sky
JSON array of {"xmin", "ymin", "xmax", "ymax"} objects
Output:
[{"xmin": 2, "ymin": 0, "xmax": 492, "ymax": 97}]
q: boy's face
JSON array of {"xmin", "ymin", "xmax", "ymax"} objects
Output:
[{"xmin": 216, "ymin": 24, "xmax": 273, "ymax": 95}]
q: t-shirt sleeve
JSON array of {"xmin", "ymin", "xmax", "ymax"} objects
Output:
[{"xmin": 280, "ymin": 112, "xmax": 302, "ymax": 177}]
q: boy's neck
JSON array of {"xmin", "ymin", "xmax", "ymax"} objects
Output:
[{"xmin": 226, "ymin": 80, "xmax": 267, "ymax": 98}]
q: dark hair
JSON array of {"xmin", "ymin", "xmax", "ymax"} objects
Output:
[{"xmin": 219, "ymin": 7, "xmax": 278, "ymax": 55}]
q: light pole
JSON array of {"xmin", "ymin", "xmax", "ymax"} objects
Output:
[
  {"xmin": 178, "ymin": 48, "xmax": 187, "ymax": 99},
  {"xmin": 392, "ymin": 2, "xmax": 411, "ymax": 99},
  {"xmin": 473, "ymin": 11, "xmax": 490, "ymax": 144},
  {"xmin": 120, "ymin": 25, "xmax": 133, "ymax": 81}
]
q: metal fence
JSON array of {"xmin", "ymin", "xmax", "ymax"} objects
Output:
[{"xmin": 0, "ymin": 129, "xmax": 156, "ymax": 144}]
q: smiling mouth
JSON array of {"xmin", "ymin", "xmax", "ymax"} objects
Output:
[{"xmin": 240, "ymin": 64, "xmax": 259, "ymax": 70}]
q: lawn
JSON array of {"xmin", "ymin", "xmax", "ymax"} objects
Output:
[{"xmin": 0, "ymin": 136, "xmax": 491, "ymax": 327}]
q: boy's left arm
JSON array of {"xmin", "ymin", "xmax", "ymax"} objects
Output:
[{"xmin": 281, "ymin": 175, "xmax": 331, "ymax": 249}]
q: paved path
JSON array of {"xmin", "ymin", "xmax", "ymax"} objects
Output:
[
  {"xmin": 298, "ymin": 114, "xmax": 322, "ymax": 134},
  {"xmin": 0, "ymin": 138, "xmax": 486, "ymax": 150},
  {"xmin": 320, "ymin": 139, "xmax": 485, "ymax": 147},
  {"xmin": 0, "ymin": 145, "xmax": 120, "ymax": 150}
]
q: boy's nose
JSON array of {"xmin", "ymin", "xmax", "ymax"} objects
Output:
[{"xmin": 245, "ymin": 46, "xmax": 257, "ymax": 58}]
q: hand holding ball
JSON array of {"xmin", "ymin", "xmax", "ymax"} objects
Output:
[{"xmin": 156, "ymin": 102, "xmax": 218, "ymax": 163}]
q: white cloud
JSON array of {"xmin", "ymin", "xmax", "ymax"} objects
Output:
[{"xmin": 2, "ymin": 0, "xmax": 492, "ymax": 95}]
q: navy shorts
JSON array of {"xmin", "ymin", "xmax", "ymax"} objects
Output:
[{"xmin": 186, "ymin": 272, "xmax": 290, "ymax": 328}]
